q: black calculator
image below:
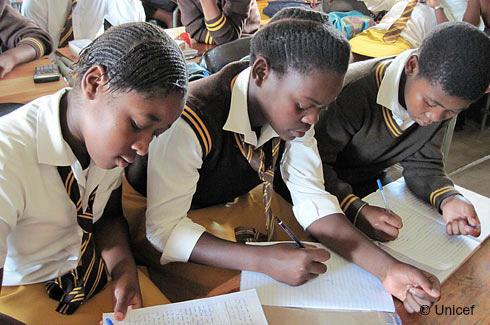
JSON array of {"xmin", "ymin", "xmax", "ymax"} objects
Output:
[{"xmin": 33, "ymin": 64, "xmax": 61, "ymax": 83}]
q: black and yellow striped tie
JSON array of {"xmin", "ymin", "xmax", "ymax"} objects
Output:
[
  {"xmin": 383, "ymin": 0, "xmax": 418, "ymax": 44},
  {"xmin": 45, "ymin": 166, "xmax": 108, "ymax": 315},
  {"xmin": 58, "ymin": 0, "xmax": 78, "ymax": 47},
  {"xmin": 235, "ymin": 134, "xmax": 281, "ymax": 241}
]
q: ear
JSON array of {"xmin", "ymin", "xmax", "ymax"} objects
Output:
[
  {"xmin": 250, "ymin": 56, "xmax": 271, "ymax": 87},
  {"xmin": 404, "ymin": 55, "xmax": 420, "ymax": 77},
  {"xmin": 80, "ymin": 65, "xmax": 108, "ymax": 100}
]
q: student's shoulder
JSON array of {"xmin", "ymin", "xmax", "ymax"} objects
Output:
[{"xmin": 0, "ymin": 99, "xmax": 49, "ymax": 164}]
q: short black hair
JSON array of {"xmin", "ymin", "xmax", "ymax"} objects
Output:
[
  {"xmin": 418, "ymin": 22, "xmax": 490, "ymax": 101},
  {"xmin": 270, "ymin": 7, "xmax": 329, "ymax": 25},
  {"xmin": 250, "ymin": 8, "xmax": 350, "ymax": 76},
  {"xmin": 75, "ymin": 22, "xmax": 187, "ymax": 98}
]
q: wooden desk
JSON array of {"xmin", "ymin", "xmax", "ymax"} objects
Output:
[
  {"xmin": 207, "ymin": 239, "xmax": 489, "ymax": 324},
  {"xmin": 0, "ymin": 57, "xmax": 67, "ymax": 104}
]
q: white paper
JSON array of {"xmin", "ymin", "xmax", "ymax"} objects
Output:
[
  {"xmin": 103, "ymin": 290, "xmax": 268, "ymax": 325},
  {"xmin": 240, "ymin": 242, "xmax": 395, "ymax": 313},
  {"xmin": 363, "ymin": 179, "xmax": 489, "ymax": 271}
]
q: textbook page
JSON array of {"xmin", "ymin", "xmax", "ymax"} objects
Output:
[
  {"xmin": 240, "ymin": 242, "xmax": 395, "ymax": 312},
  {"xmin": 363, "ymin": 178, "xmax": 489, "ymax": 274},
  {"xmin": 102, "ymin": 290, "xmax": 268, "ymax": 325}
]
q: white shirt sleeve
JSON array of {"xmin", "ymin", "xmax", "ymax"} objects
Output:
[
  {"xmin": 360, "ymin": 0, "xmax": 400, "ymax": 13},
  {"xmin": 104, "ymin": 0, "xmax": 146, "ymax": 25},
  {"xmin": 146, "ymin": 119, "xmax": 206, "ymax": 265},
  {"xmin": 21, "ymin": 0, "xmax": 49, "ymax": 31},
  {"xmin": 281, "ymin": 127, "xmax": 343, "ymax": 230},
  {"xmin": 0, "ymin": 156, "xmax": 24, "ymax": 268}
]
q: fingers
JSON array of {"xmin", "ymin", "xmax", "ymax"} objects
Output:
[
  {"xmin": 403, "ymin": 293, "xmax": 420, "ymax": 314},
  {"xmin": 373, "ymin": 221, "xmax": 400, "ymax": 241},
  {"xmin": 306, "ymin": 247, "xmax": 331, "ymax": 263},
  {"xmin": 307, "ymin": 261, "xmax": 328, "ymax": 275},
  {"xmin": 411, "ymin": 270, "xmax": 441, "ymax": 300},
  {"xmin": 384, "ymin": 211, "xmax": 403, "ymax": 229}
]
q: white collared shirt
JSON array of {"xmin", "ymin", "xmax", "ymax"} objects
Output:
[
  {"xmin": 0, "ymin": 89, "xmax": 122, "ymax": 285},
  {"xmin": 146, "ymin": 67, "xmax": 343, "ymax": 264},
  {"xmin": 377, "ymin": 49, "xmax": 417, "ymax": 130},
  {"xmin": 22, "ymin": 0, "xmax": 145, "ymax": 49}
]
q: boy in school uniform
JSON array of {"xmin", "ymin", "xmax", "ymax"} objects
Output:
[
  {"xmin": 0, "ymin": 0, "xmax": 52, "ymax": 78},
  {"xmin": 125, "ymin": 9, "xmax": 440, "ymax": 313},
  {"xmin": 178, "ymin": 0, "xmax": 261, "ymax": 45},
  {"xmin": 315, "ymin": 22, "xmax": 490, "ymax": 242},
  {"xmin": 0, "ymin": 22, "xmax": 188, "ymax": 324},
  {"xmin": 22, "ymin": 0, "xmax": 146, "ymax": 48}
]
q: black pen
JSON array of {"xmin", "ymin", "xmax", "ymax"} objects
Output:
[{"xmin": 274, "ymin": 216, "xmax": 305, "ymax": 248}]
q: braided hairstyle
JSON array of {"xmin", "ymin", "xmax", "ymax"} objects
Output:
[
  {"xmin": 269, "ymin": 7, "xmax": 329, "ymax": 25},
  {"xmin": 74, "ymin": 22, "xmax": 187, "ymax": 99},
  {"xmin": 418, "ymin": 22, "xmax": 490, "ymax": 101},
  {"xmin": 250, "ymin": 8, "xmax": 349, "ymax": 76}
]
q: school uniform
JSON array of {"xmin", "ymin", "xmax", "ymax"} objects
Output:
[
  {"xmin": 22, "ymin": 0, "xmax": 145, "ymax": 49},
  {"xmin": 178, "ymin": 0, "xmax": 260, "ymax": 45},
  {"xmin": 350, "ymin": 0, "xmax": 439, "ymax": 57},
  {"xmin": 315, "ymin": 50, "xmax": 460, "ymax": 222},
  {"xmin": 0, "ymin": 89, "xmax": 168, "ymax": 324},
  {"xmin": 0, "ymin": 0, "xmax": 52, "ymax": 57}
]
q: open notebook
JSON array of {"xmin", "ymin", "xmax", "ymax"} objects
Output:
[
  {"xmin": 363, "ymin": 178, "xmax": 489, "ymax": 282},
  {"xmin": 240, "ymin": 242, "xmax": 395, "ymax": 312},
  {"xmin": 102, "ymin": 290, "xmax": 268, "ymax": 325}
]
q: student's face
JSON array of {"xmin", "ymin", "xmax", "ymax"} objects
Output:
[
  {"xmin": 80, "ymin": 67, "xmax": 185, "ymax": 169},
  {"xmin": 403, "ymin": 56, "xmax": 472, "ymax": 127},
  {"xmin": 252, "ymin": 58, "xmax": 345, "ymax": 141}
]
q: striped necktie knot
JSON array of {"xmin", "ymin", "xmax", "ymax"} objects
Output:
[
  {"xmin": 45, "ymin": 166, "xmax": 107, "ymax": 315},
  {"xmin": 235, "ymin": 133, "xmax": 281, "ymax": 241},
  {"xmin": 383, "ymin": 0, "xmax": 418, "ymax": 44}
]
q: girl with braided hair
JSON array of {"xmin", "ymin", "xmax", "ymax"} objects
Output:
[
  {"xmin": 0, "ymin": 22, "xmax": 187, "ymax": 324},
  {"xmin": 125, "ymin": 8, "xmax": 440, "ymax": 313}
]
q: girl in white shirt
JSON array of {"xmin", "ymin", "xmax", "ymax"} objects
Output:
[
  {"xmin": 22, "ymin": 0, "xmax": 146, "ymax": 48},
  {"xmin": 0, "ymin": 22, "xmax": 187, "ymax": 324}
]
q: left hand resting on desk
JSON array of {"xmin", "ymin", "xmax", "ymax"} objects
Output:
[
  {"xmin": 441, "ymin": 194, "xmax": 481, "ymax": 237},
  {"xmin": 382, "ymin": 262, "xmax": 441, "ymax": 313},
  {"xmin": 0, "ymin": 53, "xmax": 16, "ymax": 79},
  {"xmin": 110, "ymin": 260, "xmax": 143, "ymax": 321}
]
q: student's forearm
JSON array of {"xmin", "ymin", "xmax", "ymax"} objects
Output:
[
  {"xmin": 189, "ymin": 232, "xmax": 264, "ymax": 272},
  {"xmin": 434, "ymin": 7, "xmax": 449, "ymax": 24},
  {"xmin": 2, "ymin": 44, "xmax": 38, "ymax": 66},
  {"xmin": 199, "ymin": 0, "xmax": 221, "ymax": 22},
  {"xmin": 463, "ymin": 0, "xmax": 482, "ymax": 26},
  {"xmin": 307, "ymin": 213, "xmax": 397, "ymax": 280},
  {"xmin": 94, "ymin": 189, "xmax": 136, "ymax": 277}
]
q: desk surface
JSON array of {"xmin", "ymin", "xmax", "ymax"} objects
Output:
[
  {"xmin": 0, "ymin": 57, "xmax": 68, "ymax": 104},
  {"xmin": 0, "ymin": 27, "xmax": 213, "ymax": 105},
  {"xmin": 207, "ymin": 238, "xmax": 489, "ymax": 324}
]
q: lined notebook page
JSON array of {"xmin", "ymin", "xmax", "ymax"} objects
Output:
[
  {"xmin": 103, "ymin": 290, "xmax": 267, "ymax": 325},
  {"xmin": 364, "ymin": 179, "xmax": 488, "ymax": 271},
  {"xmin": 240, "ymin": 242, "xmax": 395, "ymax": 312}
]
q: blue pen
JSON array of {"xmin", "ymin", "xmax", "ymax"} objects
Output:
[
  {"xmin": 377, "ymin": 179, "xmax": 391, "ymax": 213},
  {"xmin": 105, "ymin": 318, "xmax": 114, "ymax": 325}
]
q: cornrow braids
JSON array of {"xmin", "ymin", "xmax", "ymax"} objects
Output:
[
  {"xmin": 418, "ymin": 22, "xmax": 490, "ymax": 101},
  {"xmin": 74, "ymin": 22, "xmax": 188, "ymax": 99},
  {"xmin": 250, "ymin": 11, "xmax": 350, "ymax": 77},
  {"xmin": 269, "ymin": 7, "xmax": 329, "ymax": 26}
]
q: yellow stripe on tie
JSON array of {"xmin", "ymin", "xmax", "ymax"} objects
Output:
[
  {"xmin": 59, "ymin": 26, "xmax": 73, "ymax": 47},
  {"xmin": 205, "ymin": 14, "xmax": 225, "ymax": 28},
  {"xmin": 429, "ymin": 186, "xmax": 454, "ymax": 206},
  {"xmin": 209, "ymin": 35, "xmax": 213, "ymax": 44},
  {"xmin": 207, "ymin": 16, "xmax": 227, "ymax": 32},
  {"xmin": 205, "ymin": 31, "xmax": 210, "ymax": 44},
  {"xmin": 234, "ymin": 133, "xmax": 246, "ymax": 155},
  {"xmin": 340, "ymin": 194, "xmax": 358, "ymax": 211}
]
